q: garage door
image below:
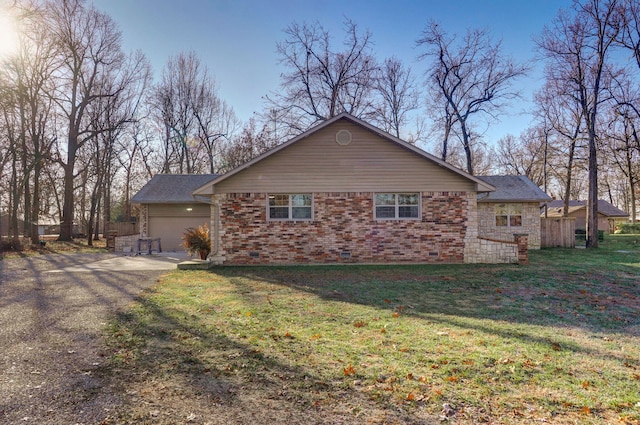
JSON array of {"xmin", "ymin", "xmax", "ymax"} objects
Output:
[{"xmin": 148, "ymin": 204, "xmax": 210, "ymax": 252}]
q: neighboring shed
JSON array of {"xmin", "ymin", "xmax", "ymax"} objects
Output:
[
  {"xmin": 477, "ymin": 175, "xmax": 552, "ymax": 249},
  {"xmin": 543, "ymin": 199, "xmax": 629, "ymax": 233},
  {"xmin": 131, "ymin": 174, "xmax": 218, "ymax": 251}
]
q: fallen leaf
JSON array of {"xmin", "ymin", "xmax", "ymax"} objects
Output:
[
  {"xmin": 343, "ymin": 364, "xmax": 356, "ymax": 376},
  {"xmin": 582, "ymin": 381, "xmax": 591, "ymax": 389},
  {"xmin": 392, "ymin": 312, "xmax": 399, "ymax": 318},
  {"xmin": 581, "ymin": 406, "xmax": 591, "ymax": 415},
  {"xmin": 406, "ymin": 392, "xmax": 416, "ymax": 401}
]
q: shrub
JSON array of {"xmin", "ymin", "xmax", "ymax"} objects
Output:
[
  {"xmin": 615, "ymin": 222, "xmax": 640, "ymax": 234},
  {"xmin": 0, "ymin": 238, "xmax": 24, "ymax": 252},
  {"xmin": 182, "ymin": 224, "xmax": 211, "ymax": 260}
]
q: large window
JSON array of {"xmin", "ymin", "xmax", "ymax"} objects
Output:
[
  {"xmin": 374, "ymin": 193, "xmax": 420, "ymax": 220},
  {"xmin": 268, "ymin": 194, "xmax": 312, "ymax": 220},
  {"xmin": 495, "ymin": 203, "xmax": 522, "ymax": 227}
]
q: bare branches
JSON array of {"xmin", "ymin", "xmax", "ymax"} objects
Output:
[
  {"xmin": 417, "ymin": 20, "xmax": 528, "ymax": 174},
  {"xmin": 268, "ymin": 19, "xmax": 378, "ymax": 134}
]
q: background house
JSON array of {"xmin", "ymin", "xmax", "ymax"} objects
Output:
[
  {"xmin": 131, "ymin": 174, "xmax": 218, "ymax": 251},
  {"xmin": 477, "ymin": 175, "xmax": 552, "ymax": 249},
  {"xmin": 543, "ymin": 199, "xmax": 629, "ymax": 233}
]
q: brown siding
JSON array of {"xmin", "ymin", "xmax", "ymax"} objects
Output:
[{"xmin": 214, "ymin": 121, "xmax": 475, "ymax": 194}]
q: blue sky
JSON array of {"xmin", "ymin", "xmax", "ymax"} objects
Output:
[{"xmin": 92, "ymin": 0, "xmax": 572, "ymax": 143}]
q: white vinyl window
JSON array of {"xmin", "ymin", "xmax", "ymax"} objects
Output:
[
  {"xmin": 268, "ymin": 194, "xmax": 312, "ymax": 220},
  {"xmin": 495, "ymin": 203, "xmax": 522, "ymax": 227},
  {"xmin": 374, "ymin": 193, "xmax": 420, "ymax": 220}
]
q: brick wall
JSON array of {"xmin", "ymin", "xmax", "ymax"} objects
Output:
[
  {"xmin": 477, "ymin": 202, "xmax": 541, "ymax": 249},
  {"xmin": 211, "ymin": 192, "xmax": 472, "ymax": 265}
]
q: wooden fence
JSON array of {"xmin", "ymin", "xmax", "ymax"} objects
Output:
[
  {"xmin": 541, "ymin": 217, "xmax": 576, "ymax": 248},
  {"xmin": 106, "ymin": 221, "xmax": 139, "ymax": 236}
]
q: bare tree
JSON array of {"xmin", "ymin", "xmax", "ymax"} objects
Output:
[
  {"xmin": 417, "ymin": 21, "xmax": 528, "ymax": 174},
  {"xmin": 607, "ymin": 74, "xmax": 640, "ymax": 221},
  {"xmin": 372, "ymin": 57, "xmax": 419, "ymax": 138},
  {"xmin": 495, "ymin": 130, "xmax": 547, "ymax": 186},
  {"xmin": 153, "ymin": 51, "xmax": 233, "ymax": 174},
  {"xmin": 267, "ymin": 19, "xmax": 378, "ymax": 134},
  {"xmin": 43, "ymin": 0, "xmax": 130, "ymax": 240},
  {"xmin": 538, "ymin": 0, "xmax": 622, "ymax": 248}
]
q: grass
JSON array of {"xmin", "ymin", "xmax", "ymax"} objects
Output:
[
  {"xmin": 102, "ymin": 235, "xmax": 640, "ymax": 424},
  {"xmin": 0, "ymin": 237, "xmax": 107, "ymax": 259}
]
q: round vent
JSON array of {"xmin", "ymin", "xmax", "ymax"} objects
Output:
[{"xmin": 335, "ymin": 129, "xmax": 352, "ymax": 146}]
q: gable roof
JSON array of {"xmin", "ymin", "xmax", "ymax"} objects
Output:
[
  {"xmin": 476, "ymin": 175, "xmax": 551, "ymax": 203},
  {"xmin": 544, "ymin": 199, "xmax": 629, "ymax": 218},
  {"xmin": 131, "ymin": 174, "xmax": 218, "ymax": 204},
  {"xmin": 193, "ymin": 113, "xmax": 495, "ymax": 195}
]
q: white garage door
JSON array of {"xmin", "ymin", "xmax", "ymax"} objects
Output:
[{"xmin": 148, "ymin": 204, "xmax": 210, "ymax": 252}]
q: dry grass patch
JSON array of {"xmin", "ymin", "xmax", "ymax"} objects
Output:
[{"xmin": 101, "ymin": 236, "xmax": 640, "ymax": 424}]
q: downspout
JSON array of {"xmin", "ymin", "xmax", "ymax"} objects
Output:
[{"xmin": 193, "ymin": 195, "xmax": 219, "ymax": 257}]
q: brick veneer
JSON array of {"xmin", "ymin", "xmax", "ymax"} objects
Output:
[{"xmin": 211, "ymin": 192, "xmax": 473, "ymax": 265}]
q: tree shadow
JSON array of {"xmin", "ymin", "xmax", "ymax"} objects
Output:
[{"xmin": 98, "ymin": 294, "xmax": 440, "ymax": 424}]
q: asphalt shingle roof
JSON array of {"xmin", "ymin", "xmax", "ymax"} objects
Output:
[
  {"xmin": 476, "ymin": 175, "xmax": 551, "ymax": 202},
  {"xmin": 544, "ymin": 199, "xmax": 629, "ymax": 218},
  {"xmin": 131, "ymin": 174, "xmax": 218, "ymax": 204}
]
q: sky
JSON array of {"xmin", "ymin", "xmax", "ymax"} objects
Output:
[{"xmin": 90, "ymin": 0, "xmax": 572, "ymax": 144}]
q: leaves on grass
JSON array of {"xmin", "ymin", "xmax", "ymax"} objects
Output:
[
  {"xmin": 353, "ymin": 320, "xmax": 367, "ymax": 328},
  {"xmin": 343, "ymin": 364, "xmax": 356, "ymax": 376}
]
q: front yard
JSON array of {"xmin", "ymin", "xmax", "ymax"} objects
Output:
[{"xmin": 102, "ymin": 236, "xmax": 640, "ymax": 424}]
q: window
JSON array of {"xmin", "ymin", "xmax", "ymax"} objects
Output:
[
  {"xmin": 495, "ymin": 203, "xmax": 522, "ymax": 227},
  {"xmin": 374, "ymin": 193, "xmax": 420, "ymax": 219},
  {"xmin": 268, "ymin": 194, "xmax": 312, "ymax": 220}
]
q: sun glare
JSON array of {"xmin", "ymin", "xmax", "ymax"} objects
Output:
[{"xmin": 0, "ymin": 9, "xmax": 20, "ymax": 57}]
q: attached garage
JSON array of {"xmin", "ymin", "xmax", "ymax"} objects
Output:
[
  {"xmin": 131, "ymin": 174, "xmax": 218, "ymax": 253},
  {"xmin": 148, "ymin": 203, "xmax": 211, "ymax": 251}
]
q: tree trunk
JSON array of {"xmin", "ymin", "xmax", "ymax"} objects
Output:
[
  {"xmin": 59, "ymin": 130, "xmax": 77, "ymax": 241},
  {"xmin": 585, "ymin": 131, "xmax": 599, "ymax": 248}
]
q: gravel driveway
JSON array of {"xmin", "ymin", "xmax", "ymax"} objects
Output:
[{"xmin": 0, "ymin": 253, "xmax": 185, "ymax": 425}]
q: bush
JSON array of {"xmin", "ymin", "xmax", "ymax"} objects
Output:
[
  {"xmin": 0, "ymin": 238, "xmax": 24, "ymax": 252},
  {"xmin": 615, "ymin": 222, "xmax": 640, "ymax": 234},
  {"xmin": 182, "ymin": 224, "xmax": 211, "ymax": 260}
]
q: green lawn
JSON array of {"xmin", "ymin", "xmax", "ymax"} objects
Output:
[{"xmin": 103, "ymin": 235, "xmax": 640, "ymax": 424}]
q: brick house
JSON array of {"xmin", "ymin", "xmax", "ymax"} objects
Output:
[{"xmin": 148, "ymin": 113, "xmax": 546, "ymax": 265}]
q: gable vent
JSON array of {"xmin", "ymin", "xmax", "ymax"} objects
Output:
[{"xmin": 335, "ymin": 129, "xmax": 352, "ymax": 146}]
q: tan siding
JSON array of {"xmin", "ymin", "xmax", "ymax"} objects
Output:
[
  {"xmin": 149, "ymin": 216, "xmax": 210, "ymax": 252},
  {"xmin": 214, "ymin": 121, "xmax": 475, "ymax": 193},
  {"xmin": 148, "ymin": 203, "xmax": 210, "ymax": 217}
]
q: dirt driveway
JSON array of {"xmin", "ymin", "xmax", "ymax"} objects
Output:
[{"xmin": 0, "ymin": 253, "xmax": 185, "ymax": 425}]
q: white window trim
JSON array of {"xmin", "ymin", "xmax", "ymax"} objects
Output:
[
  {"xmin": 495, "ymin": 203, "xmax": 523, "ymax": 227},
  {"xmin": 374, "ymin": 192, "xmax": 421, "ymax": 220},
  {"xmin": 267, "ymin": 193, "xmax": 313, "ymax": 221}
]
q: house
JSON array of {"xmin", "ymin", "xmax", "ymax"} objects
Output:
[
  {"xmin": 542, "ymin": 199, "xmax": 629, "ymax": 233},
  {"xmin": 131, "ymin": 174, "xmax": 218, "ymax": 251},
  {"xmin": 132, "ymin": 114, "xmax": 551, "ymax": 264},
  {"xmin": 476, "ymin": 175, "xmax": 551, "ymax": 249}
]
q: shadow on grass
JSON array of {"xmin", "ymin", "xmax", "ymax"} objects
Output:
[{"xmin": 101, "ymin": 295, "xmax": 438, "ymax": 424}]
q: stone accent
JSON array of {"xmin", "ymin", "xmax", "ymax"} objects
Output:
[
  {"xmin": 114, "ymin": 234, "xmax": 141, "ymax": 253},
  {"xmin": 477, "ymin": 202, "xmax": 541, "ymax": 249},
  {"xmin": 139, "ymin": 204, "xmax": 149, "ymax": 238},
  {"xmin": 212, "ymin": 192, "xmax": 471, "ymax": 265},
  {"xmin": 464, "ymin": 237, "xmax": 519, "ymax": 264}
]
